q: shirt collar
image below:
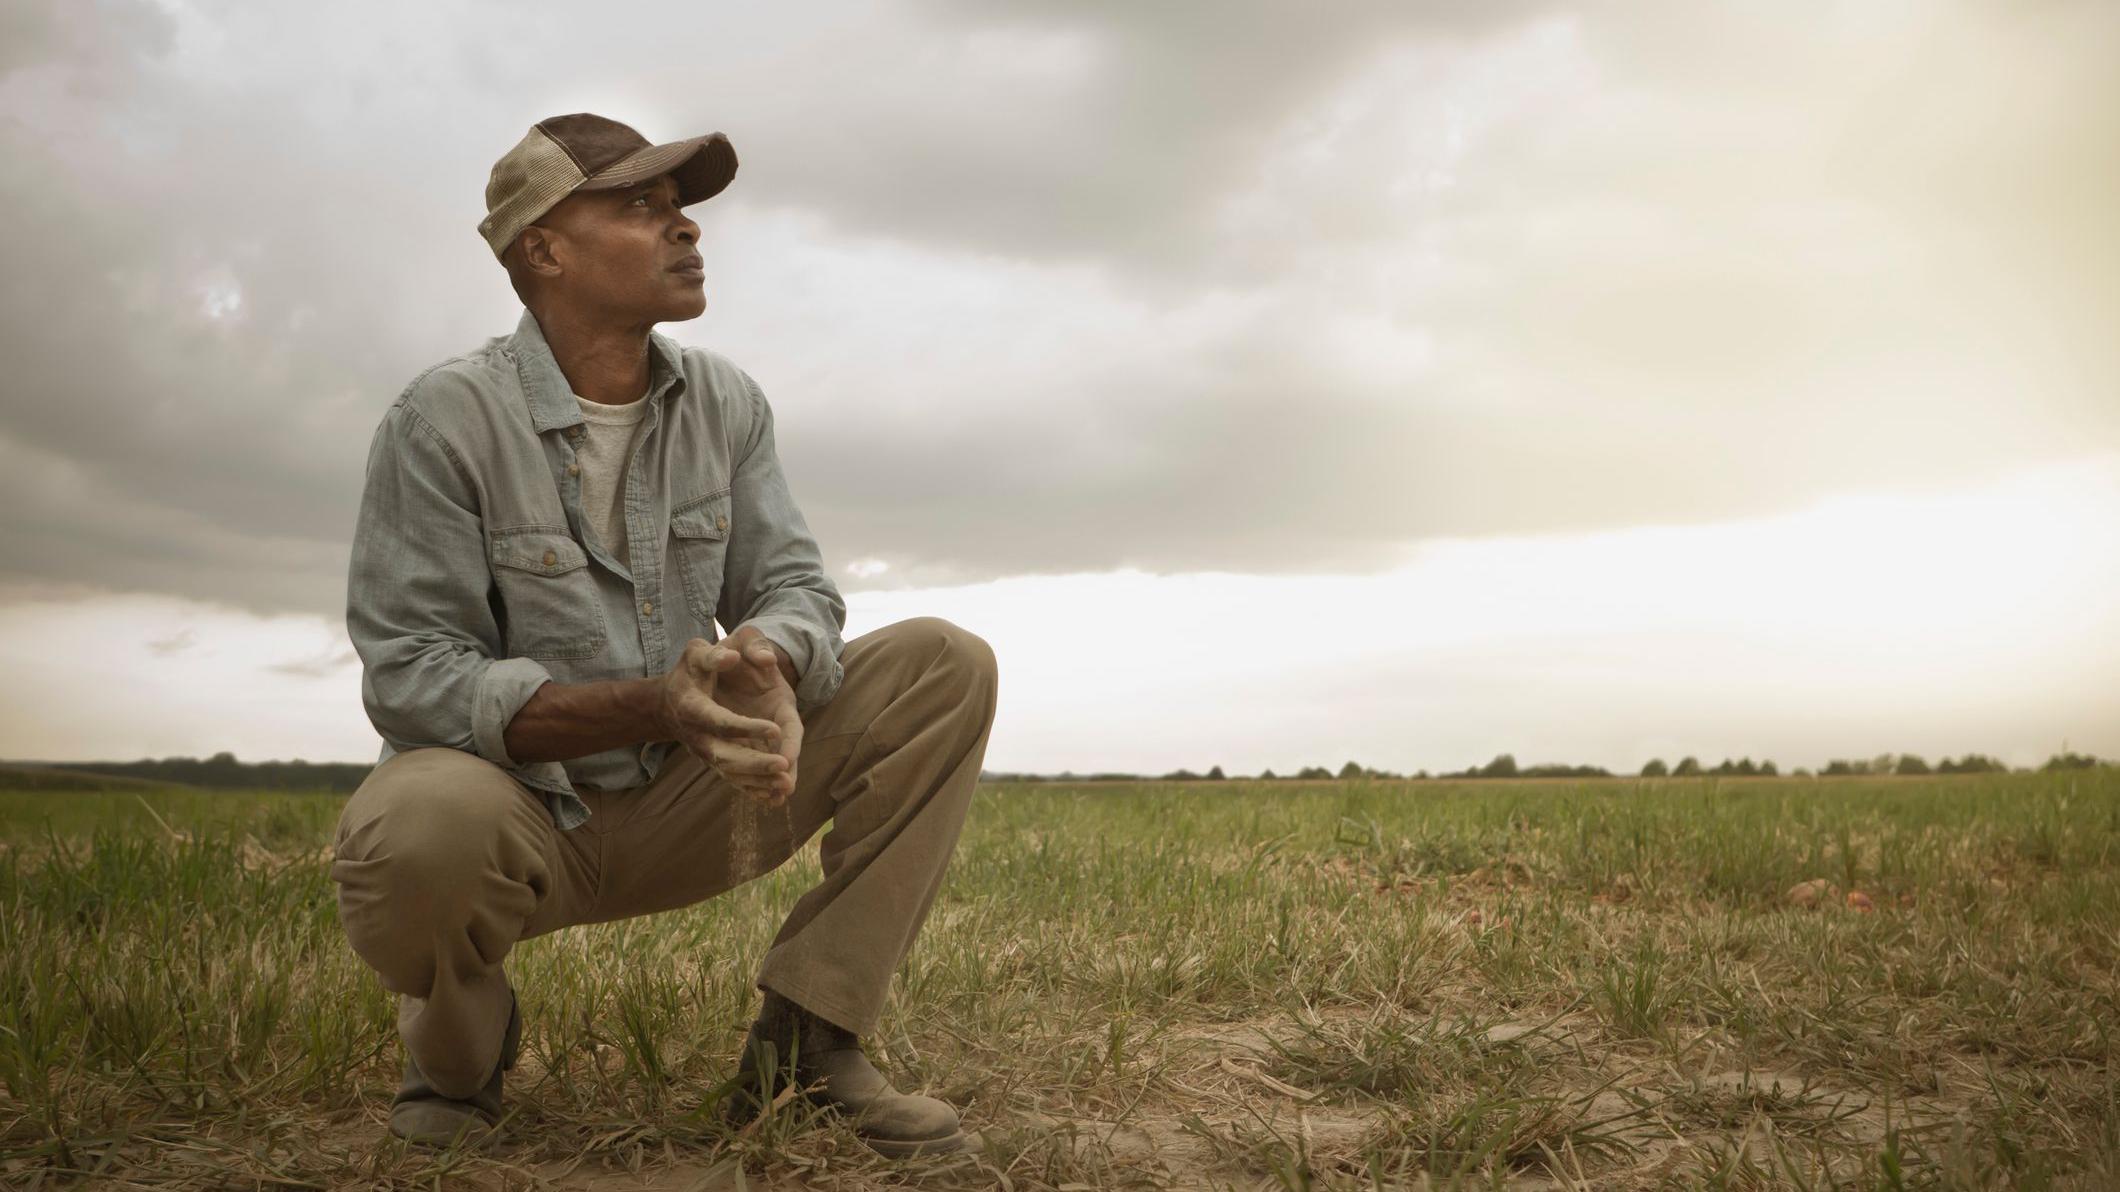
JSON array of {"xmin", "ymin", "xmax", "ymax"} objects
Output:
[{"xmin": 508, "ymin": 307, "xmax": 687, "ymax": 434}]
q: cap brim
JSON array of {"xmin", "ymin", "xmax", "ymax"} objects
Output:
[{"xmin": 579, "ymin": 132, "xmax": 737, "ymax": 206}]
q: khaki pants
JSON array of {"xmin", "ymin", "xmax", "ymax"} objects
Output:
[{"xmin": 329, "ymin": 616, "xmax": 998, "ymax": 1100}]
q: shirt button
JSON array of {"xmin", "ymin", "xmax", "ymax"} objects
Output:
[
  {"xmin": 715, "ymin": 515, "xmax": 728, "ymax": 531},
  {"xmin": 542, "ymin": 549, "xmax": 557, "ymax": 566},
  {"xmin": 641, "ymin": 601, "xmax": 654, "ymax": 616},
  {"xmin": 567, "ymin": 463, "xmax": 580, "ymax": 476}
]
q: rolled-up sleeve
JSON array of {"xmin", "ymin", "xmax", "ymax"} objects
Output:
[
  {"xmin": 721, "ymin": 371, "xmax": 848, "ymax": 714},
  {"xmin": 346, "ymin": 401, "xmax": 584, "ymax": 823}
]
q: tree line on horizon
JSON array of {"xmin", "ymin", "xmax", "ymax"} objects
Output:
[
  {"xmin": 1, "ymin": 752, "xmax": 376, "ymax": 793},
  {"xmin": 2, "ymin": 748, "xmax": 2110, "ymax": 794},
  {"xmin": 984, "ymin": 750, "xmax": 2110, "ymax": 783}
]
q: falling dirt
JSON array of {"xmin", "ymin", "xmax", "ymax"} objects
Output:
[{"xmin": 726, "ymin": 776, "xmax": 798, "ymax": 882}]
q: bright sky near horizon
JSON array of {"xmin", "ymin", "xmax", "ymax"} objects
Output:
[{"xmin": 1, "ymin": 2, "xmax": 2114, "ymax": 773}]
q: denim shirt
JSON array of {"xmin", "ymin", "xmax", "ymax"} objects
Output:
[{"xmin": 346, "ymin": 308, "xmax": 848, "ymax": 831}]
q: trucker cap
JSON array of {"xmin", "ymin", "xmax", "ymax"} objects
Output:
[{"xmin": 477, "ymin": 113, "xmax": 738, "ymax": 260}]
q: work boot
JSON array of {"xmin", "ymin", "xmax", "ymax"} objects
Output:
[
  {"xmin": 723, "ymin": 990, "xmax": 967, "ymax": 1158},
  {"xmin": 388, "ymin": 986, "xmax": 521, "ymax": 1147}
]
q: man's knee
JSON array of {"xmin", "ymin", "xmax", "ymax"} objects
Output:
[
  {"xmin": 878, "ymin": 616, "xmax": 998, "ymax": 690},
  {"xmin": 341, "ymin": 748, "xmax": 522, "ymax": 856},
  {"xmin": 332, "ymin": 749, "xmax": 536, "ymax": 971}
]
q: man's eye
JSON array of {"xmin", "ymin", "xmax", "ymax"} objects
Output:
[{"xmin": 632, "ymin": 194, "xmax": 650, "ymax": 206}]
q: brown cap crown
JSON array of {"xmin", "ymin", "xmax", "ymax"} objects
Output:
[{"xmin": 477, "ymin": 113, "xmax": 737, "ymax": 260}]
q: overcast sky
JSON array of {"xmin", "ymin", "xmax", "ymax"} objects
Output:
[{"xmin": 2, "ymin": 0, "xmax": 2114, "ymax": 774}]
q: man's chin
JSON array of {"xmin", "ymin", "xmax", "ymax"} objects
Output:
[{"xmin": 662, "ymin": 287, "xmax": 708, "ymax": 322}]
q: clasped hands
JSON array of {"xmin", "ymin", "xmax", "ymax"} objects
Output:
[{"xmin": 655, "ymin": 627, "xmax": 802, "ymax": 806}]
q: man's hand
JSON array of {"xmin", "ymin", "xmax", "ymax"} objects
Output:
[{"xmin": 656, "ymin": 630, "xmax": 803, "ymax": 806}]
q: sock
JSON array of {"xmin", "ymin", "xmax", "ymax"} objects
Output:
[{"xmin": 755, "ymin": 988, "xmax": 858, "ymax": 1061}]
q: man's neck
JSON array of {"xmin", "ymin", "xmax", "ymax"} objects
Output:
[{"xmin": 534, "ymin": 305, "xmax": 654, "ymax": 405}]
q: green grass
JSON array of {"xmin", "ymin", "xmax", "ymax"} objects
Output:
[{"xmin": 3, "ymin": 771, "xmax": 2118, "ymax": 1188}]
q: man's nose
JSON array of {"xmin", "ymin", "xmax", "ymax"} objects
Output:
[{"xmin": 672, "ymin": 212, "xmax": 699, "ymax": 244}]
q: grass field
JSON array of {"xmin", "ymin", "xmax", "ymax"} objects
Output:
[{"xmin": 3, "ymin": 771, "xmax": 2117, "ymax": 1189}]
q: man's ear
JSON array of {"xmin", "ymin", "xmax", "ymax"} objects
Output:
[{"xmin": 518, "ymin": 225, "xmax": 564, "ymax": 279}]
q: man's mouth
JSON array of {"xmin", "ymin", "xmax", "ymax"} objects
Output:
[{"xmin": 670, "ymin": 255, "xmax": 705, "ymax": 278}]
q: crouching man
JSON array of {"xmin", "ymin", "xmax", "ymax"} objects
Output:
[{"xmin": 330, "ymin": 112, "xmax": 998, "ymax": 1158}]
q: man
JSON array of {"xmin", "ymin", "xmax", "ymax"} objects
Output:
[{"xmin": 330, "ymin": 112, "xmax": 998, "ymax": 1159}]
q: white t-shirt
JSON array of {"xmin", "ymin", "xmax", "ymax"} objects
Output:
[{"xmin": 573, "ymin": 391, "xmax": 652, "ymax": 560}]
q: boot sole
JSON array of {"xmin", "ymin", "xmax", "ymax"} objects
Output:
[
  {"xmin": 857, "ymin": 1127, "xmax": 970, "ymax": 1159},
  {"xmin": 389, "ymin": 1104, "xmax": 500, "ymax": 1148}
]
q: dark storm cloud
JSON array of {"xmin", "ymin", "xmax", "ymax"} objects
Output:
[
  {"xmin": 729, "ymin": 0, "xmax": 1549, "ymax": 281},
  {"xmin": 0, "ymin": 0, "xmax": 2113, "ymax": 618}
]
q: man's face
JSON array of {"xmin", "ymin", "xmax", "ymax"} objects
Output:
[{"xmin": 526, "ymin": 173, "xmax": 706, "ymax": 324}]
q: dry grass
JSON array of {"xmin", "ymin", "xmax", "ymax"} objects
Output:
[{"xmin": 3, "ymin": 770, "xmax": 2118, "ymax": 1189}]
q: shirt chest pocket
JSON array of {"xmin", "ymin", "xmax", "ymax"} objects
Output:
[
  {"xmin": 670, "ymin": 490, "xmax": 731, "ymax": 625},
  {"xmin": 488, "ymin": 529, "xmax": 608, "ymax": 661}
]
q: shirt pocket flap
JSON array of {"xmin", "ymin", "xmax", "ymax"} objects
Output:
[
  {"xmin": 489, "ymin": 530, "xmax": 589, "ymax": 576},
  {"xmin": 670, "ymin": 491, "xmax": 731, "ymax": 541}
]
